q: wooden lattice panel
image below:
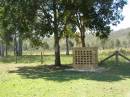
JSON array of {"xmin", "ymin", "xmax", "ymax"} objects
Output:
[{"xmin": 73, "ymin": 47, "xmax": 98, "ymax": 69}]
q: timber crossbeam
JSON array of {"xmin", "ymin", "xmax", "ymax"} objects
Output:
[{"xmin": 99, "ymin": 51, "xmax": 130, "ymax": 65}]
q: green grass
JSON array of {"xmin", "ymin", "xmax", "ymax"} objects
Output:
[
  {"xmin": 0, "ymin": 51, "xmax": 130, "ymax": 97},
  {"xmin": 0, "ymin": 54, "xmax": 72, "ymax": 65}
]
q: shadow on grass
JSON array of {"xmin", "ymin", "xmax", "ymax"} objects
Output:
[{"xmin": 8, "ymin": 60, "xmax": 130, "ymax": 82}]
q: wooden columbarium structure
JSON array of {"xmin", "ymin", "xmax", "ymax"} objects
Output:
[{"xmin": 73, "ymin": 47, "xmax": 98, "ymax": 69}]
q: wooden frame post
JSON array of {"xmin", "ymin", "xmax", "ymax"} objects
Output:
[
  {"xmin": 99, "ymin": 50, "xmax": 130, "ymax": 65},
  {"xmin": 41, "ymin": 52, "xmax": 43, "ymax": 64},
  {"xmin": 115, "ymin": 51, "xmax": 119, "ymax": 65}
]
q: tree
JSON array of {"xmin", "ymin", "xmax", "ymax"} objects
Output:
[
  {"xmin": 109, "ymin": 40, "xmax": 115, "ymax": 49},
  {"xmin": 122, "ymin": 40, "xmax": 128, "ymax": 48},
  {"xmin": 115, "ymin": 39, "xmax": 121, "ymax": 48},
  {"xmin": 0, "ymin": 6, "xmax": 13, "ymax": 56},
  {"xmin": 127, "ymin": 32, "xmax": 130, "ymax": 47},
  {"xmin": 65, "ymin": 0, "xmax": 127, "ymax": 47},
  {"xmin": 73, "ymin": 32, "xmax": 81, "ymax": 47},
  {"xmin": 35, "ymin": 0, "xmax": 72, "ymax": 65},
  {"xmin": 68, "ymin": 40, "xmax": 74, "ymax": 49},
  {"xmin": 128, "ymin": 32, "xmax": 130, "ymax": 38},
  {"xmin": 0, "ymin": 0, "xmax": 35, "ymax": 57},
  {"xmin": 42, "ymin": 42, "xmax": 49, "ymax": 50},
  {"xmin": 63, "ymin": 24, "xmax": 75, "ymax": 55},
  {"xmin": 100, "ymin": 38, "xmax": 107, "ymax": 49}
]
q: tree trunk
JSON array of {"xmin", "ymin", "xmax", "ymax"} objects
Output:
[
  {"xmin": 66, "ymin": 36, "xmax": 69, "ymax": 55},
  {"xmin": 53, "ymin": 0, "xmax": 61, "ymax": 66},
  {"xmin": 81, "ymin": 35, "xmax": 85, "ymax": 47},
  {"xmin": 80, "ymin": 27, "xmax": 86, "ymax": 47},
  {"xmin": 18, "ymin": 36, "xmax": 22, "ymax": 56},
  {"xmin": 54, "ymin": 36, "xmax": 61, "ymax": 66},
  {"xmin": 14, "ymin": 32, "xmax": 17, "ymax": 56},
  {"xmin": 14, "ymin": 32, "xmax": 23, "ymax": 56},
  {"xmin": 5, "ymin": 43, "xmax": 8, "ymax": 56},
  {"xmin": 14, "ymin": 37, "xmax": 16, "ymax": 56},
  {"xmin": 0, "ymin": 45, "xmax": 1, "ymax": 56},
  {"xmin": 1, "ymin": 42, "xmax": 5, "ymax": 57},
  {"xmin": 16, "ymin": 41, "xmax": 18, "ymax": 56}
]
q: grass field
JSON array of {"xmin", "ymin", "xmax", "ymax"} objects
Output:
[{"xmin": 0, "ymin": 50, "xmax": 130, "ymax": 97}]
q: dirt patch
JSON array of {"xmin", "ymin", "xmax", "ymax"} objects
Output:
[
  {"xmin": 65, "ymin": 67, "xmax": 110, "ymax": 73},
  {"xmin": 126, "ymin": 92, "xmax": 130, "ymax": 97}
]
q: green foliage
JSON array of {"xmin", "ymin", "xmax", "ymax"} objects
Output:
[
  {"xmin": 128, "ymin": 32, "xmax": 130, "ymax": 39},
  {"xmin": 100, "ymin": 38, "xmax": 107, "ymax": 49},
  {"xmin": 64, "ymin": 0, "xmax": 127, "ymax": 39},
  {"xmin": 109, "ymin": 40, "xmax": 115, "ymax": 49},
  {"xmin": 68, "ymin": 40, "xmax": 74, "ymax": 49},
  {"xmin": 42, "ymin": 42, "xmax": 50, "ymax": 50},
  {"xmin": 1, "ymin": 0, "xmax": 127, "ymax": 45},
  {"xmin": 115, "ymin": 39, "xmax": 121, "ymax": 48}
]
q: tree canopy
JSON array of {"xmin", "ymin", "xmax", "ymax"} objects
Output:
[{"xmin": 63, "ymin": 0, "xmax": 127, "ymax": 46}]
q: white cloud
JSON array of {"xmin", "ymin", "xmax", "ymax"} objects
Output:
[{"xmin": 112, "ymin": 0, "xmax": 130, "ymax": 31}]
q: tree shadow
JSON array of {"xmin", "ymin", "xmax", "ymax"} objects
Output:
[{"xmin": 8, "ymin": 61, "xmax": 130, "ymax": 82}]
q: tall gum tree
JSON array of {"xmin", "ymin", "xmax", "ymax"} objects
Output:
[
  {"xmin": 65, "ymin": 0, "xmax": 127, "ymax": 47},
  {"xmin": 34, "ymin": 0, "xmax": 74, "ymax": 66}
]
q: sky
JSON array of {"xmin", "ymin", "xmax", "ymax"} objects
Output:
[{"xmin": 112, "ymin": 0, "xmax": 130, "ymax": 31}]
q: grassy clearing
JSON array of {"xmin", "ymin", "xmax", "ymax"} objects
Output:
[{"xmin": 0, "ymin": 51, "xmax": 130, "ymax": 97}]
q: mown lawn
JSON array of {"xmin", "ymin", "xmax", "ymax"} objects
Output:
[{"xmin": 0, "ymin": 51, "xmax": 130, "ymax": 97}]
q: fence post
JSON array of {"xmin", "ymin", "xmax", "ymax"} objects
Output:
[
  {"xmin": 41, "ymin": 52, "xmax": 43, "ymax": 64},
  {"xmin": 115, "ymin": 51, "xmax": 119, "ymax": 65},
  {"xmin": 15, "ymin": 54, "xmax": 17, "ymax": 64}
]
